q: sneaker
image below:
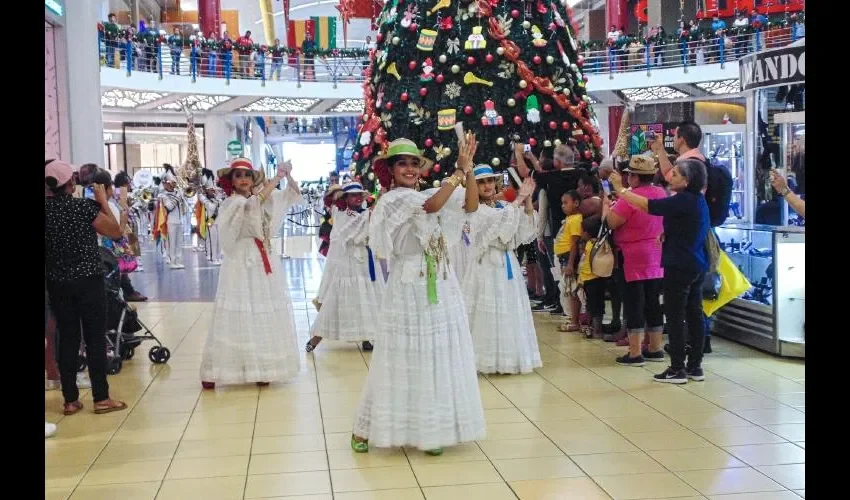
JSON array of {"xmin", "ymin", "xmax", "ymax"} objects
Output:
[
  {"xmin": 45, "ymin": 380, "xmax": 60, "ymax": 391},
  {"xmin": 532, "ymin": 303, "xmax": 557, "ymax": 313},
  {"xmin": 615, "ymin": 354, "xmax": 645, "ymax": 367},
  {"xmin": 686, "ymin": 366, "xmax": 706, "ymax": 381},
  {"xmin": 653, "ymin": 367, "xmax": 688, "ymax": 384},
  {"xmin": 76, "ymin": 373, "xmax": 92, "ymax": 389},
  {"xmin": 703, "ymin": 337, "xmax": 713, "ymax": 354},
  {"xmin": 641, "ymin": 349, "xmax": 665, "ymax": 362},
  {"xmin": 45, "ymin": 422, "xmax": 57, "ymax": 439}
]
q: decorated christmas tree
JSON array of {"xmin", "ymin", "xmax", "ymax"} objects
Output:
[{"xmin": 352, "ymin": 0, "xmax": 604, "ymax": 190}]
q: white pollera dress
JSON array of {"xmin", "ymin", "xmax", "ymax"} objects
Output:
[
  {"xmin": 462, "ymin": 202, "xmax": 542, "ymax": 374},
  {"xmin": 352, "ymin": 187, "xmax": 486, "ymax": 450},
  {"xmin": 309, "ymin": 207, "xmax": 385, "ymax": 341},
  {"xmin": 200, "ymin": 183, "xmax": 303, "ymax": 384}
]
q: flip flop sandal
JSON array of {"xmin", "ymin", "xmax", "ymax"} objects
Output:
[
  {"xmin": 558, "ymin": 323, "xmax": 581, "ymax": 332},
  {"xmin": 93, "ymin": 401, "xmax": 127, "ymax": 415},
  {"xmin": 63, "ymin": 401, "xmax": 83, "ymax": 416}
]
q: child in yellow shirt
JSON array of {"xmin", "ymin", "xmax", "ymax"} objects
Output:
[
  {"xmin": 577, "ymin": 215, "xmax": 605, "ymax": 339},
  {"xmin": 554, "ymin": 190, "xmax": 582, "ymax": 332}
]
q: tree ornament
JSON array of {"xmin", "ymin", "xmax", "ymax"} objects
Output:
[
  {"xmin": 533, "ymin": 55, "xmax": 542, "ymax": 64},
  {"xmin": 417, "ymin": 29, "xmax": 438, "ymax": 51},
  {"xmin": 467, "ymin": 56, "xmax": 476, "ymax": 66},
  {"xmin": 464, "ymin": 105, "xmax": 473, "ymax": 115},
  {"xmin": 442, "ymin": 147, "xmax": 452, "ymax": 156},
  {"xmin": 496, "ymin": 137, "xmax": 505, "ymax": 146},
  {"xmin": 439, "ymin": 54, "xmax": 447, "ymax": 63},
  {"xmin": 561, "ymin": 121, "xmax": 570, "ymax": 130},
  {"xmin": 525, "ymin": 95, "xmax": 541, "ymax": 123},
  {"xmin": 583, "ymin": 150, "xmax": 592, "ymax": 160},
  {"xmin": 491, "ymin": 158, "xmax": 501, "ymax": 167},
  {"xmin": 420, "ymin": 58, "xmax": 435, "ymax": 82},
  {"xmin": 401, "ymin": 92, "xmax": 409, "ymax": 102},
  {"xmin": 409, "ymin": 23, "xmax": 418, "ymax": 31},
  {"xmin": 507, "ymin": 98, "xmax": 516, "ymax": 107},
  {"xmin": 409, "ymin": 60, "xmax": 418, "ymax": 70},
  {"xmin": 513, "ymin": 115, "xmax": 523, "ymax": 125},
  {"xmin": 424, "ymin": 138, "xmax": 434, "ymax": 147},
  {"xmin": 368, "ymin": 172, "xmax": 375, "ymax": 180},
  {"xmin": 433, "ymin": 164, "xmax": 441, "ymax": 173},
  {"xmin": 544, "ymin": 139, "xmax": 552, "ymax": 147},
  {"xmin": 419, "ymin": 87, "xmax": 428, "ymax": 96},
  {"xmin": 549, "ymin": 120, "xmax": 557, "ymax": 130},
  {"xmin": 554, "ymin": 138, "xmax": 562, "ymax": 146},
  {"xmin": 435, "ymin": 73, "xmax": 445, "ymax": 83},
  {"xmin": 529, "ymin": 137, "xmax": 537, "ymax": 147},
  {"xmin": 439, "ymin": 16, "xmax": 454, "ymax": 30},
  {"xmin": 446, "ymin": 37, "xmax": 461, "ymax": 55},
  {"xmin": 392, "ymin": 36, "xmax": 400, "ymax": 45},
  {"xmin": 530, "ymin": 26, "xmax": 547, "ymax": 47},
  {"xmin": 438, "ymin": 109, "xmax": 457, "ymax": 130},
  {"xmin": 427, "ymin": 0, "xmax": 450, "ymax": 15},
  {"xmin": 523, "ymin": 20, "xmax": 531, "ymax": 29},
  {"xmin": 353, "ymin": 152, "xmax": 360, "ymax": 160},
  {"xmin": 497, "ymin": 46, "xmax": 505, "ymax": 55},
  {"xmin": 386, "ymin": 62, "xmax": 401, "ymax": 80},
  {"xmin": 464, "ymin": 72, "xmax": 494, "ymax": 86},
  {"xmin": 401, "ymin": 3, "xmax": 418, "ymax": 29},
  {"xmin": 518, "ymin": 80, "xmax": 528, "ymax": 89},
  {"xmin": 386, "ymin": 102, "xmax": 394, "ymax": 111},
  {"xmin": 451, "ymin": 64, "xmax": 461, "ymax": 74},
  {"xmin": 433, "ymin": 180, "xmax": 441, "ymax": 188},
  {"xmin": 511, "ymin": 9, "xmax": 520, "ymax": 18},
  {"xmin": 465, "ymin": 26, "xmax": 487, "ymax": 49},
  {"xmin": 543, "ymin": 103, "xmax": 552, "ymax": 113},
  {"xmin": 546, "ymin": 55, "xmax": 555, "ymax": 64},
  {"xmin": 481, "ymin": 99, "xmax": 504, "ymax": 126},
  {"xmin": 444, "ymin": 82, "xmax": 462, "ymax": 99},
  {"xmin": 485, "ymin": 53, "xmax": 494, "ymax": 63}
]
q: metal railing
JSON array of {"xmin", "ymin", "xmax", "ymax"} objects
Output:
[{"xmin": 99, "ymin": 28, "xmax": 801, "ymax": 86}]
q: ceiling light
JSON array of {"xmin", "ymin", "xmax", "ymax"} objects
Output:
[
  {"xmin": 240, "ymin": 98, "xmax": 321, "ymax": 113},
  {"xmin": 621, "ymin": 86, "xmax": 689, "ymax": 102},
  {"xmin": 695, "ymin": 79, "xmax": 742, "ymax": 95}
]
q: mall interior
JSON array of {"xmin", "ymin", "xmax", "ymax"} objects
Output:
[{"xmin": 45, "ymin": 0, "xmax": 804, "ymax": 499}]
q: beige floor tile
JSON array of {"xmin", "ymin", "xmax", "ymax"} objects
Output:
[
  {"xmin": 492, "ymin": 456, "xmax": 586, "ymax": 481},
  {"xmin": 552, "ymin": 429, "xmax": 639, "ymax": 455},
  {"xmin": 478, "ymin": 438, "xmax": 564, "ymax": 460},
  {"xmin": 705, "ymin": 492, "xmax": 802, "ymax": 500},
  {"xmin": 677, "ymin": 468, "xmax": 785, "ymax": 496},
  {"xmin": 762, "ymin": 424, "xmax": 805, "ymax": 442},
  {"xmin": 406, "ymin": 442, "xmax": 488, "ymax": 464},
  {"xmin": 248, "ymin": 451, "xmax": 328, "ymax": 474},
  {"xmin": 708, "ymin": 396, "xmax": 783, "ymax": 412},
  {"xmin": 334, "ymin": 489, "xmax": 425, "ymax": 500},
  {"xmin": 166, "ymin": 455, "xmax": 250, "ymax": 479},
  {"xmin": 251, "ymin": 434, "xmax": 327, "ymax": 454},
  {"xmin": 724, "ymin": 443, "xmax": 805, "ymax": 466},
  {"xmin": 96, "ymin": 440, "xmax": 179, "ymax": 463},
  {"xmin": 625, "ymin": 429, "xmax": 713, "ymax": 451},
  {"xmin": 253, "ymin": 418, "xmax": 325, "ymax": 437},
  {"xmin": 510, "ymin": 477, "xmax": 611, "ymax": 500},
  {"xmin": 45, "ymin": 464, "xmax": 89, "ymax": 489},
  {"xmin": 423, "ymin": 482, "xmax": 518, "ymax": 500},
  {"xmin": 326, "ymin": 447, "xmax": 408, "ymax": 469},
  {"xmin": 45, "ymin": 486, "xmax": 74, "ymax": 500},
  {"xmin": 182, "ymin": 422, "xmax": 254, "ymax": 440},
  {"xmin": 594, "ymin": 472, "xmax": 700, "ymax": 499},
  {"xmin": 572, "ymin": 451, "xmax": 666, "ymax": 476},
  {"xmin": 81, "ymin": 459, "xmax": 170, "ymax": 486},
  {"xmin": 518, "ymin": 403, "xmax": 595, "ymax": 422},
  {"xmin": 157, "ymin": 476, "xmax": 247, "ymax": 500},
  {"xmin": 535, "ymin": 418, "xmax": 613, "ymax": 438},
  {"xmin": 45, "ymin": 442, "xmax": 107, "ymax": 466},
  {"xmin": 692, "ymin": 426, "xmax": 787, "ymax": 447},
  {"xmin": 483, "ymin": 407, "xmax": 532, "ymax": 424},
  {"xmin": 412, "ymin": 461, "xmax": 502, "ymax": 487},
  {"xmin": 331, "ymin": 465, "xmax": 418, "ymax": 492},
  {"xmin": 111, "ymin": 425, "xmax": 187, "ymax": 444},
  {"xmin": 244, "ymin": 470, "xmax": 332, "ymax": 498},
  {"xmin": 734, "ymin": 408, "xmax": 805, "ymax": 426},
  {"xmin": 480, "ymin": 422, "xmax": 547, "ymax": 440},
  {"xmin": 755, "ymin": 464, "xmax": 804, "ymax": 490},
  {"xmin": 602, "ymin": 415, "xmax": 685, "ymax": 434},
  {"xmin": 175, "ymin": 437, "xmax": 252, "ymax": 458},
  {"xmin": 670, "ymin": 411, "xmax": 754, "ymax": 429},
  {"xmin": 648, "ymin": 448, "xmax": 748, "ymax": 472},
  {"xmin": 69, "ymin": 481, "xmax": 160, "ymax": 500}
]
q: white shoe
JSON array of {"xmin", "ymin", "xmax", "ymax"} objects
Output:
[
  {"xmin": 77, "ymin": 373, "xmax": 92, "ymax": 389},
  {"xmin": 45, "ymin": 422, "xmax": 57, "ymax": 439},
  {"xmin": 45, "ymin": 380, "xmax": 60, "ymax": 391},
  {"xmin": 136, "ymin": 265, "xmax": 145, "ymax": 272}
]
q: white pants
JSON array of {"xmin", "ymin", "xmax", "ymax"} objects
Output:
[
  {"xmin": 207, "ymin": 224, "xmax": 221, "ymax": 262},
  {"xmin": 167, "ymin": 223, "xmax": 184, "ymax": 267}
]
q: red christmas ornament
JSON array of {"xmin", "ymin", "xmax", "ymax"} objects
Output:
[
  {"xmin": 583, "ymin": 150, "xmax": 592, "ymax": 160},
  {"xmin": 361, "ymin": 146, "xmax": 369, "ymax": 155},
  {"xmin": 408, "ymin": 60, "xmax": 417, "ymax": 70},
  {"xmin": 353, "ymin": 152, "xmax": 360, "ymax": 160},
  {"xmin": 376, "ymin": 33, "xmax": 383, "ymax": 43},
  {"xmin": 533, "ymin": 55, "xmax": 542, "ymax": 65},
  {"xmin": 549, "ymin": 121, "xmax": 558, "ymax": 130},
  {"xmin": 433, "ymin": 164, "xmax": 441, "ymax": 173},
  {"xmin": 435, "ymin": 73, "xmax": 445, "ymax": 83},
  {"xmin": 467, "ymin": 56, "xmax": 476, "ymax": 65},
  {"xmin": 561, "ymin": 121, "xmax": 570, "ymax": 130},
  {"xmin": 485, "ymin": 53, "xmax": 494, "ymax": 63},
  {"xmin": 409, "ymin": 23, "xmax": 418, "ymax": 32},
  {"xmin": 424, "ymin": 138, "xmax": 434, "ymax": 147},
  {"xmin": 543, "ymin": 103, "xmax": 552, "ymax": 113},
  {"xmin": 549, "ymin": 22, "xmax": 557, "ymax": 31},
  {"xmin": 385, "ymin": 102, "xmax": 393, "ymax": 111},
  {"xmin": 464, "ymin": 105, "xmax": 473, "ymax": 115},
  {"xmin": 400, "ymin": 92, "xmax": 409, "ymax": 102},
  {"xmin": 511, "ymin": 9, "xmax": 520, "ymax": 18},
  {"xmin": 529, "ymin": 138, "xmax": 537, "ymax": 147},
  {"xmin": 419, "ymin": 87, "xmax": 428, "ymax": 96},
  {"xmin": 513, "ymin": 115, "xmax": 523, "ymax": 125}
]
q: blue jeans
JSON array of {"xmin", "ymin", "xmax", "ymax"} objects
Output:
[
  {"xmin": 223, "ymin": 52, "xmax": 232, "ymax": 80},
  {"xmin": 271, "ymin": 61, "xmax": 283, "ymax": 80},
  {"xmin": 171, "ymin": 50, "xmax": 181, "ymax": 74},
  {"xmin": 208, "ymin": 53, "xmax": 217, "ymax": 75}
]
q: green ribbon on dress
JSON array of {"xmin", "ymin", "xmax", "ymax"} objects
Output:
[{"xmin": 425, "ymin": 252, "xmax": 438, "ymax": 304}]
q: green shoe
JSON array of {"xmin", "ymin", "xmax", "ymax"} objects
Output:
[
  {"xmin": 424, "ymin": 448, "xmax": 443, "ymax": 456},
  {"xmin": 350, "ymin": 435, "xmax": 369, "ymax": 453}
]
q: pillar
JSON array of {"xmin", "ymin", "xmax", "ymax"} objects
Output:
[
  {"xmin": 647, "ymin": 0, "xmax": 687, "ymax": 32},
  {"xmin": 64, "ymin": 0, "xmax": 105, "ymax": 167},
  {"xmin": 203, "ymin": 116, "xmax": 234, "ymax": 170},
  {"xmin": 258, "ymin": 0, "xmax": 276, "ymax": 47},
  {"xmin": 198, "ymin": 0, "xmax": 221, "ymax": 39}
]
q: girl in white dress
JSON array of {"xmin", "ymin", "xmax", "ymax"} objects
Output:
[
  {"xmin": 200, "ymin": 158, "xmax": 303, "ymax": 388},
  {"xmin": 351, "ymin": 136, "xmax": 485, "ymax": 456},
  {"xmin": 306, "ymin": 180, "xmax": 384, "ymax": 352},
  {"xmin": 463, "ymin": 166, "xmax": 542, "ymax": 374}
]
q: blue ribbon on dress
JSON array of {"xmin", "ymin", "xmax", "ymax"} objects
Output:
[
  {"xmin": 367, "ymin": 246, "xmax": 376, "ymax": 282},
  {"xmin": 493, "ymin": 202, "xmax": 514, "ymax": 281}
]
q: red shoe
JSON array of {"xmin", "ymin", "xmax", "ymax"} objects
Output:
[{"xmin": 201, "ymin": 381, "xmax": 215, "ymax": 390}]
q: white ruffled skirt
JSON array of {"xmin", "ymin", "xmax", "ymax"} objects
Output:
[
  {"xmin": 309, "ymin": 255, "xmax": 384, "ymax": 341},
  {"xmin": 352, "ymin": 258, "xmax": 486, "ymax": 450}
]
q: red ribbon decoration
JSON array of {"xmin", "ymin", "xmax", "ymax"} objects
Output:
[{"xmin": 254, "ymin": 238, "xmax": 273, "ymax": 275}]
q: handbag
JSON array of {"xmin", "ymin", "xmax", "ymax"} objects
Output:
[
  {"xmin": 702, "ymin": 229, "xmax": 722, "ymax": 300},
  {"xmin": 703, "ymin": 250, "xmax": 752, "ymax": 317},
  {"xmin": 590, "ymin": 219, "xmax": 614, "ymax": 278}
]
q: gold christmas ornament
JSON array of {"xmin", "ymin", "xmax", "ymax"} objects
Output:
[{"xmin": 507, "ymin": 98, "xmax": 516, "ymax": 107}]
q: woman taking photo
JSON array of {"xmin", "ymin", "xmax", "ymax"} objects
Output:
[
  {"xmin": 609, "ymin": 158, "xmax": 710, "ymax": 384},
  {"xmin": 45, "ymin": 160, "xmax": 127, "ymax": 415},
  {"xmin": 200, "ymin": 158, "xmax": 303, "ymax": 389},
  {"xmin": 351, "ymin": 136, "xmax": 484, "ymax": 456},
  {"xmin": 463, "ymin": 166, "xmax": 540, "ymax": 374},
  {"xmin": 603, "ymin": 154, "xmax": 666, "ymax": 366}
]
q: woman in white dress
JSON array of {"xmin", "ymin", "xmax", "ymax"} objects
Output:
[
  {"xmin": 306, "ymin": 180, "xmax": 384, "ymax": 352},
  {"xmin": 463, "ymin": 166, "xmax": 542, "ymax": 374},
  {"xmin": 351, "ymin": 136, "xmax": 485, "ymax": 456},
  {"xmin": 200, "ymin": 158, "xmax": 303, "ymax": 389}
]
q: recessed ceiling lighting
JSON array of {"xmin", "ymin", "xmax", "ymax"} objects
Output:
[
  {"xmin": 239, "ymin": 98, "xmax": 321, "ymax": 113},
  {"xmin": 695, "ymin": 79, "xmax": 742, "ymax": 95},
  {"xmin": 329, "ymin": 99, "xmax": 365, "ymax": 113},
  {"xmin": 157, "ymin": 95, "xmax": 232, "ymax": 111},
  {"xmin": 621, "ymin": 86, "xmax": 689, "ymax": 102},
  {"xmin": 101, "ymin": 89, "xmax": 167, "ymax": 108}
]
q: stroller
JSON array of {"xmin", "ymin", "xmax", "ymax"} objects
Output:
[{"xmin": 78, "ymin": 248, "xmax": 171, "ymax": 375}]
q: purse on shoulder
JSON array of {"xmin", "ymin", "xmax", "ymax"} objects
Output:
[{"xmin": 590, "ymin": 219, "xmax": 615, "ymax": 278}]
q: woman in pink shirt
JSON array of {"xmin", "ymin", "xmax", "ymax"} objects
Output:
[{"xmin": 603, "ymin": 154, "xmax": 667, "ymax": 366}]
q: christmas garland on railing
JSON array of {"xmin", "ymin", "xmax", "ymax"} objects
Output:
[
  {"xmin": 578, "ymin": 15, "xmax": 804, "ymax": 52},
  {"xmin": 97, "ymin": 24, "xmax": 369, "ymax": 58}
]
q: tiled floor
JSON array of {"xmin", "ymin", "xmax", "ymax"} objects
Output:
[{"xmin": 46, "ymin": 236, "xmax": 805, "ymax": 500}]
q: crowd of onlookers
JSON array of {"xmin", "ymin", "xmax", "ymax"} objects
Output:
[{"xmin": 45, "ymin": 161, "xmax": 150, "ymax": 437}]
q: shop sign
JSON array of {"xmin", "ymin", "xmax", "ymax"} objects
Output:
[
  {"xmin": 45, "ymin": 0, "xmax": 64, "ymax": 17},
  {"xmin": 739, "ymin": 43, "xmax": 805, "ymax": 92},
  {"xmin": 227, "ymin": 140, "xmax": 244, "ymax": 157}
]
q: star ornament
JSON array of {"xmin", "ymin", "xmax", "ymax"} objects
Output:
[{"xmin": 444, "ymin": 82, "xmax": 462, "ymax": 100}]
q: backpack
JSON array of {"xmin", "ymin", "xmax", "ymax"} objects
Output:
[{"xmin": 704, "ymin": 158, "xmax": 733, "ymax": 227}]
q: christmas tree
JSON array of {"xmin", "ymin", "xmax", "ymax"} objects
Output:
[{"xmin": 352, "ymin": 0, "xmax": 605, "ymax": 190}]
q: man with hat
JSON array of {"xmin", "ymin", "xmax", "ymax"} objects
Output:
[
  {"xmin": 196, "ymin": 168, "xmax": 223, "ymax": 265},
  {"xmin": 307, "ymin": 180, "xmax": 382, "ymax": 353},
  {"xmin": 157, "ymin": 164, "xmax": 189, "ymax": 269}
]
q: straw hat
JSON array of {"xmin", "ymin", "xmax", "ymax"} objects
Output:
[
  {"xmin": 371, "ymin": 138, "xmax": 433, "ymax": 172},
  {"xmin": 340, "ymin": 180, "xmax": 367, "ymax": 195},
  {"xmin": 624, "ymin": 153, "xmax": 659, "ymax": 175},
  {"xmin": 217, "ymin": 157, "xmax": 266, "ymax": 186},
  {"xmin": 472, "ymin": 164, "xmax": 501, "ymax": 181}
]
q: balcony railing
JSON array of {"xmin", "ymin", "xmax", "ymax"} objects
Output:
[{"xmin": 98, "ymin": 27, "xmax": 802, "ymax": 86}]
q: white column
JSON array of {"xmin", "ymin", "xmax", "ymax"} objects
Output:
[
  {"xmin": 203, "ymin": 115, "xmax": 234, "ymax": 171},
  {"xmin": 250, "ymin": 119, "xmax": 268, "ymax": 176},
  {"xmin": 63, "ymin": 0, "xmax": 105, "ymax": 167}
]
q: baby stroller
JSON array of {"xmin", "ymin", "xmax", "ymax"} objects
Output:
[{"xmin": 78, "ymin": 248, "xmax": 171, "ymax": 375}]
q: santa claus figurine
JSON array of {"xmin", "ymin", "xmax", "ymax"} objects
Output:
[
  {"xmin": 420, "ymin": 58, "xmax": 435, "ymax": 82},
  {"xmin": 481, "ymin": 99, "xmax": 504, "ymax": 127}
]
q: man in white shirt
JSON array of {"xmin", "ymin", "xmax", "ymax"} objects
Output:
[{"xmin": 157, "ymin": 165, "xmax": 188, "ymax": 269}]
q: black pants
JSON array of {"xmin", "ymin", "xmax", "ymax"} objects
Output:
[
  {"xmin": 47, "ymin": 276, "xmax": 110, "ymax": 403},
  {"xmin": 608, "ymin": 251, "xmax": 625, "ymax": 326},
  {"xmin": 538, "ymin": 237, "xmax": 559, "ymax": 305},
  {"xmin": 120, "ymin": 272, "xmax": 136, "ymax": 297},
  {"xmin": 663, "ymin": 270, "xmax": 706, "ymax": 370},
  {"xmin": 583, "ymin": 278, "xmax": 607, "ymax": 319},
  {"xmin": 623, "ymin": 278, "xmax": 664, "ymax": 333}
]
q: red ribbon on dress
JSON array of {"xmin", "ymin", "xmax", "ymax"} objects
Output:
[{"xmin": 254, "ymin": 238, "xmax": 272, "ymax": 275}]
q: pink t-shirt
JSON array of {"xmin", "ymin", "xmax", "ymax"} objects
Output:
[{"xmin": 612, "ymin": 185, "xmax": 667, "ymax": 282}]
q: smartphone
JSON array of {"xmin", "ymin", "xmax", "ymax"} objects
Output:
[
  {"xmin": 645, "ymin": 130, "xmax": 656, "ymax": 141},
  {"xmin": 601, "ymin": 180, "xmax": 611, "ymax": 195},
  {"xmin": 523, "ymin": 144, "xmax": 532, "ymax": 153},
  {"xmin": 84, "ymin": 186, "xmax": 95, "ymax": 200}
]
